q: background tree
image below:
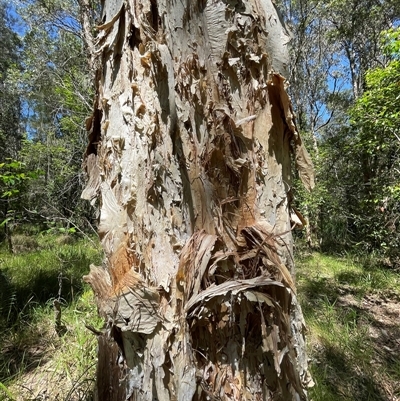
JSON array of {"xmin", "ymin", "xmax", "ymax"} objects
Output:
[
  {"xmin": 0, "ymin": 0, "xmax": 97, "ymax": 234},
  {"xmin": 82, "ymin": 0, "xmax": 314, "ymax": 400},
  {"xmin": 346, "ymin": 28, "xmax": 400, "ymax": 260},
  {"xmin": 0, "ymin": 2, "xmax": 22, "ymax": 160},
  {"xmin": 277, "ymin": 0, "xmax": 400, "ymax": 257},
  {"xmin": 0, "ymin": 1, "xmax": 27, "ymax": 241}
]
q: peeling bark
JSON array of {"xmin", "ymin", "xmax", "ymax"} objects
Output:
[{"xmin": 82, "ymin": 1, "xmax": 314, "ymax": 400}]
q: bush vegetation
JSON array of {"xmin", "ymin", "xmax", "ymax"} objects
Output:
[{"xmin": 0, "ymin": 233, "xmax": 103, "ymax": 401}]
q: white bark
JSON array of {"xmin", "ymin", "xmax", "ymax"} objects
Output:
[{"xmin": 82, "ymin": 1, "xmax": 314, "ymax": 400}]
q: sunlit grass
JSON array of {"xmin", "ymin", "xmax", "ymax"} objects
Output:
[
  {"xmin": 297, "ymin": 251, "xmax": 400, "ymax": 401},
  {"xmin": 0, "ymin": 233, "xmax": 103, "ymax": 400},
  {"xmin": 1, "ymin": 236, "xmax": 399, "ymax": 400},
  {"xmin": 297, "ymin": 252, "xmax": 400, "ymax": 297}
]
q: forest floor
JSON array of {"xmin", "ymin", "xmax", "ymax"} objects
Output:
[
  {"xmin": 0, "ymin": 236, "xmax": 399, "ymax": 400},
  {"xmin": 297, "ymin": 251, "xmax": 400, "ymax": 401},
  {"xmin": 0, "ymin": 233, "xmax": 103, "ymax": 401}
]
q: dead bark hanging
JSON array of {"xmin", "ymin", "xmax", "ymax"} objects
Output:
[{"xmin": 82, "ymin": 1, "xmax": 314, "ymax": 400}]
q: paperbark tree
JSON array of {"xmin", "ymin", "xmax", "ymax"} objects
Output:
[{"xmin": 82, "ymin": 1, "xmax": 314, "ymax": 400}]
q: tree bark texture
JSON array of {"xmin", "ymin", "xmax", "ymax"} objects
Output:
[{"xmin": 82, "ymin": 0, "xmax": 314, "ymax": 400}]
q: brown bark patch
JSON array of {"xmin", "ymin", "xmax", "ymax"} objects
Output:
[{"xmin": 109, "ymin": 242, "xmax": 142, "ymax": 295}]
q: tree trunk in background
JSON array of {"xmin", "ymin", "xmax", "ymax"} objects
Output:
[{"xmin": 82, "ymin": 0, "xmax": 314, "ymax": 400}]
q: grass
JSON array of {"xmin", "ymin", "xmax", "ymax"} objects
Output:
[
  {"xmin": 1, "ymin": 232, "xmax": 399, "ymax": 400},
  {"xmin": 0, "ymin": 233, "xmax": 104, "ymax": 401},
  {"xmin": 296, "ymin": 250, "xmax": 400, "ymax": 401}
]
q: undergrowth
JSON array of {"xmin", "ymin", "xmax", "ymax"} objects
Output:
[
  {"xmin": 0, "ymin": 233, "xmax": 103, "ymax": 401},
  {"xmin": 1, "ymin": 233, "xmax": 399, "ymax": 400},
  {"xmin": 296, "ymin": 249, "xmax": 400, "ymax": 401}
]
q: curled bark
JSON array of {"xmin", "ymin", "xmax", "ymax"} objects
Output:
[{"xmin": 82, "ymin": 0, "xmax": 314, "ymax": 400}]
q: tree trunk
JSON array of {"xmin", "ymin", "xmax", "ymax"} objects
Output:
[{"xmin": 82, "ymin": 1, "xmax": 314, "ymax": 400}]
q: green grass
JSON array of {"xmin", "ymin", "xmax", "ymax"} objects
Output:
[
  {"xmin": 0, "ymin": 233, "xmax": 104, "ymax": 401},
  {"xmin": 297, "ymin": 251, "xmax": 400, "ymax": 401},
  {"xmin": 2, "ymin": 234, "xmax": 399, "ymax": 400}
]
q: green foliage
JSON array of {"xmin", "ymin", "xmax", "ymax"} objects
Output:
[
  {"xmin": 381, "ymin": 27, "xmax": 400, "ymax": 58},
  {"xmin": 0, "ymin": 0, "xmax": 97, "ymax": 235},
  {"xmin": 289, "ymin": 16, "xmax": 400, "ymax": 264},
  {"xmin": 0, "ymin": 2, "xmax": 23, "ymax": 160},
  {"xmin": 0, "ymin": 159, "xmax": 41, "ymax": 197},
  {"xmin": 283, "ymin": 0, "xmax": 400, "ymax": 259},
  {"xmin": 0, "ymin": 159, "xmax": 42, "ymax": 240},
  {"xmin": 346, "ymin": 28, "xmax": 400, "ymax": 261}
]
